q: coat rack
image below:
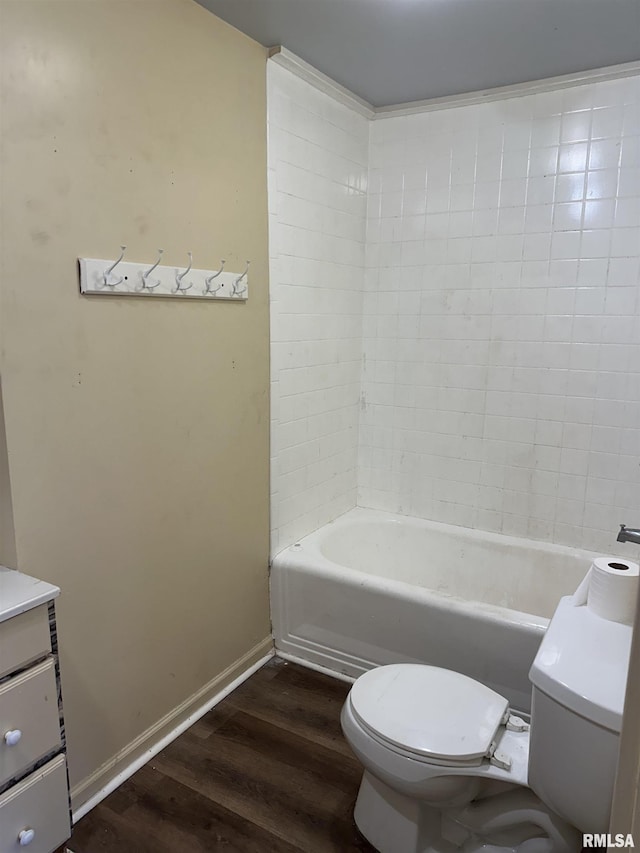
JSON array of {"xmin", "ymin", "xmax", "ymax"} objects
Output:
[{"xmin": 79, "ymin": 247, "xmax": 250, "ymax": 300}]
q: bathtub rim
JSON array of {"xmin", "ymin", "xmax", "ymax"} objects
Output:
[
  {"xmin": 271, "ymin": 505, "xmax": 606, "ymax": 629},
  {"xmin": 273, "ymin": 506, "xmax": 606, "ymax": 572}
]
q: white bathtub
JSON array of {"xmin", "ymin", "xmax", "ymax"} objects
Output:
[{"xmin": 271, "ymin": 508, "xmax": 600, "ymax": 713}]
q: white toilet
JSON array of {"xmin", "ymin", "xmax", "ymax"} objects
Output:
[{"xmin": 341, "ymin": 596, "xmax": 632, "ymax": 853}]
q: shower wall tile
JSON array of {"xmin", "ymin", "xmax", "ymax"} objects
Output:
[
  {"xmin": 360, "ymin": 75, "xmax": 640, "ymax": 555},
  {"xmin": 268, "ymin": 63, "xmax": 368, "ymax": 556}
]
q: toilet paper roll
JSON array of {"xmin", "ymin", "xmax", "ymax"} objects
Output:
[{"xmin": 572, "ymin": 557, "xmax": 639, "ymax": 624}]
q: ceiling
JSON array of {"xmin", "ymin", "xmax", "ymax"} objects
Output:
[{"xmin": 196, "ymin": 0, "xmax": 640, "ymax": 107}]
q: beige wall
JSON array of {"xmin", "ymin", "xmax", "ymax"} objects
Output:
[
  {"xmin": 0, "ymin": 0, "xmax": 271, "ymax": 804},
  {"xmin": 0, "ymin": 382, "xmax": 17, "ymax": 569}
]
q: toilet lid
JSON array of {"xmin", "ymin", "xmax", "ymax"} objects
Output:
[{"xmin": 349, "ymin": 664, "xmax": 509, "ymax": 764}]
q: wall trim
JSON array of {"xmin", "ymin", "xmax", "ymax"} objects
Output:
[
  {"xmin": 268, "ymin": 47, "xmax": 640, "ymax": 119},
  {"xmin": 71, "ymin": 637, "xmax": 275, "ymax": 822},
  {"xmin": 268, "ymin": 46, "xmax": 375, "ymax": 119},
  {"xmin": 374, "ymin": 60, "xmax": 640, "ymax": 117}
]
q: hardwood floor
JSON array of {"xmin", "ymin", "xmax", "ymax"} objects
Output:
[{"xmin": 71, "ymin": 659, "xmax": 375, "ymax": 852}]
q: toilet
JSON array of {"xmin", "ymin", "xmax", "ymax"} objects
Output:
[{"xmin": 341, "ymin": 596, "xmax": 632, "ymax": 853}]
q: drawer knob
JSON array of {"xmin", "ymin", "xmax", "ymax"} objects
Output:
[
  {"xmin": 18, "ymin": 829, "xmax": 36, "ymax": 846},
  {"xmin": 4, "ymin": 729, "xmax": 22, "ymax": 747}
]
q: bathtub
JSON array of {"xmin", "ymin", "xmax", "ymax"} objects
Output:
[{"xmin": 271, "ymin": 508, "xmax": 599, "ymax": 713}]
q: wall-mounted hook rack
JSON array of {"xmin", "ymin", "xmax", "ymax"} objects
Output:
[
  {"xmin": 102, "ymin": 246, "xmax": 127, "ymax": 288},
  {"xmin": 233, "ymin": 261, "xmax": 250, "ymax": 297},
  {"xmin": 140, "ymin": 249, "xmax": 163, "ymax": 291},
  {"xmin": 79, "ymin": 252, "xmax": 250, "ymax": 301},
  {"xmin": 174, "ymin": 252, "xmax": 194, "ymax": 294},
  {"xmin": 205, "ymin": 260, "xmax": 226, "ymax": 295}
]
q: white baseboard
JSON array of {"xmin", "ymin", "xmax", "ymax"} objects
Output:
[{"xmin": 71, "ymin": 637, "xmax": 275, "ymax": 822}]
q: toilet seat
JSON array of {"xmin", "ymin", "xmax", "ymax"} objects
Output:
[{"xmin": 349, "ymin": 664, "xmax": 510, "ymax": 767}]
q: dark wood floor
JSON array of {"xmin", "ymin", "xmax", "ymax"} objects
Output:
[{"xmin": 71, "ymin": 659, "xmax": 375, "ymax": 852}]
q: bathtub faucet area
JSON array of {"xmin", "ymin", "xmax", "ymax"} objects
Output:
[{"xmin": 617, "ymin": 525, "xmax": 640, "ymax": 545}]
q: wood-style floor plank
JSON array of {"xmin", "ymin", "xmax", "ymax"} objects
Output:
[
  {"xmin": 224, "ymin": 664, "xmax": 354, "ymax": 758},
  {"xmin": 71, "ymin": 659, "xmax": 374, "ymax": 853}
]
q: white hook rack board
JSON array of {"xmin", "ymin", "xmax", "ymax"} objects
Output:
[{"xmin": 78, "ymin": 258, "xmax": 249, "ymax": 300}]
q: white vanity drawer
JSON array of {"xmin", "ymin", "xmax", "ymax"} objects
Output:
[
  {"xmin": 0, "ymin": 606, "xmax": 51, "ymax": 680},
  {"xmin": 0, "ymin": 658, "xmax": 61, "ymax": 788},
  {"xmin": 0, "ymin": 754, "xmax": 70, "ymax": 853}
]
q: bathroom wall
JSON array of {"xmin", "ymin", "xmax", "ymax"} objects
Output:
[
  {"xmin": 268, "ymin": 62, "xmax": 368, "ymax": 555},
  {"xmin": 0, "ymin": 0, "xmax": 271, "ymax": 807},
  {"xmin": 0, "ymin": 382, "xmax": 17, "ymax": 569},
  {"xmin": 360, "ymin": 76, "xmax": 640, "ymax": 553}
]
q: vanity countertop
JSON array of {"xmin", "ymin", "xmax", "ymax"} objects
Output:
[{"xmin": 0, "ymin": 565, "xmax": 60, "ymax": 623}]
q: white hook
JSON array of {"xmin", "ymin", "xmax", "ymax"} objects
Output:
[
  {"xmin": 175, "ymin": 252, "xmax": 193, "ymax": 293},
  {"xmin": 204, "ymin": 259, "xmax": 226, "ymax": 295},
  {"xmin": 233, "ymin": 260, "xmax": 250, "ymax": 297},
  {"xmin": 103, "ymin": 245, "xmax": 127, "ymax": 288},
  {"xmin": 141, "ymin": 249, "xmax": 163, "ymax": 291}
]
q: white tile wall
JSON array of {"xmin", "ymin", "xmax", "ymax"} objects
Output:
[
  {"xmin": 268, "ymin": 63, "xmax": 369, "ymax": 556},
  {"xmin": 360, "ymin": 76, "xmax": 640, "ymax": 554},
  {"xmin": 269, "ymin": 63, "xmax": 640, "ymax": 557}
]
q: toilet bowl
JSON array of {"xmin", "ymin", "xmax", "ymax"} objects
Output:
[
  {"xmin": 341, "ymin": 597, "xmax": 632, "ymax": 853},
  {"xmin": 341, "ymin": 664, "xmax": 577, "ymax": 853}
]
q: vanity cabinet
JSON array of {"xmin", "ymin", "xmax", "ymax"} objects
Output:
[{"xmin": 0, "ymin": 568, "xmax": 70, "ymax": 853}]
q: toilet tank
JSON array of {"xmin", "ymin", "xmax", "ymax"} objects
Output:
[{"xmin": 528, "ymin": 597, "xmax": 632, "ymax": 834}]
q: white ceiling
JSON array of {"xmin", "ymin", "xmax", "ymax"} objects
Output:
[{"xmin": 196, "ymin": 0, "xmax": 640, "ymax": 107}]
